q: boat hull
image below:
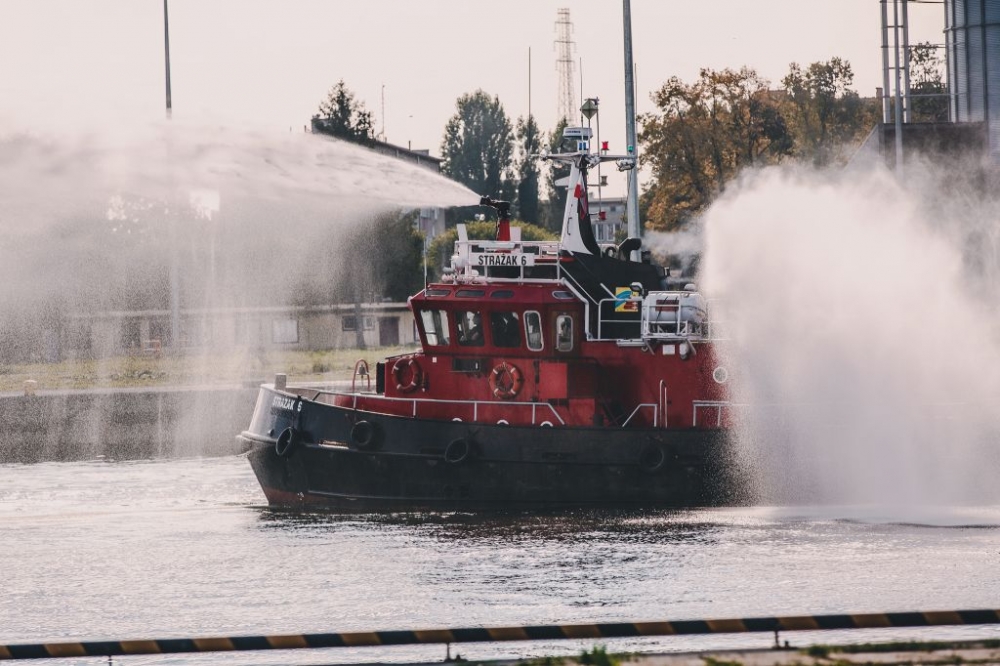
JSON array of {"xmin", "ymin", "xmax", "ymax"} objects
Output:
[{"xmin": 240, "ymin": 387, "xmax": 737, "ymax": 511}]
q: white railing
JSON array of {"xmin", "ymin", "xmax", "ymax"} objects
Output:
[
  {"xmin": 445, "ymin": 239, "xmax": 565, "ymax": 284},
  {"xmin": 335, "ymin": 391, "xmax": 568, "ymax": 426}
]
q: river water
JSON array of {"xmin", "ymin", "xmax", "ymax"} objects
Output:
[{"xmin": 2, "ymin": 456, "xmax": 999, "ymax": 666}]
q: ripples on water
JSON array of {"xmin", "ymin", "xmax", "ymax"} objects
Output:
[{"xmin": 2, "ymin": 457, "xmax": 999, "ymax": 666}]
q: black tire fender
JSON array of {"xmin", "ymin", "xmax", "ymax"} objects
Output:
[
  {"xmin": 275, "ymin": 427, "xmax": 299, "ymax": 457},
  {"xmin": 639, "ymin": 443, "xmax": 666, "ymax": 472},
  {"xmin": 350, "ymin": 420, "xmax": 380, "ymax": 450},
  {"xmin": 444, "ymin": 438, "xmax": 473, "ymax": 464}
]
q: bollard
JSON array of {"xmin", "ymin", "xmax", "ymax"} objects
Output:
[{"xmin": 274, "ymin": 373, "xmax": 287, "ymax": 391}]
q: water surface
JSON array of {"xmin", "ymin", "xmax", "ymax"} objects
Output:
[{"xmin": 2, "ymin": 457, "xmax": 999, "ymax": 665}]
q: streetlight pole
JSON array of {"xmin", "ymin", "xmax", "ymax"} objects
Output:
[
  {"xmin": 164, "ymin": 0, "xmax": 180, "ymax": 348},
  {"xmin": 622, "ymin": 0, "xmax": 641, "ymax": 257},
  {"xmin": 164, "ymin": 0, "xmax": 172, "ymax": 117}
]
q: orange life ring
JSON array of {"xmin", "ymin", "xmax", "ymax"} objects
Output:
[
  {"xmin": 392, "ymin": 357, "xmax": 423, "ymax": 393},
  {"xmin": 489, "ymin": 361, "xmax": 524, "ymax": 400}
]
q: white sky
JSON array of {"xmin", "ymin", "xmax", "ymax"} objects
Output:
[{"xmin": 0, "ymin": 1, "xmax": 945, "ymax": 197}]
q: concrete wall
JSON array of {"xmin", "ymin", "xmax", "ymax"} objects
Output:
[{"xmin": 0, "ymin": 386, "xmax": 259, "ymax": 463}]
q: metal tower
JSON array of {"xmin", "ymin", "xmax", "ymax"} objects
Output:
[{"xmin": 555, "ymin": 8, "xmax": 577, "ymax": 123}]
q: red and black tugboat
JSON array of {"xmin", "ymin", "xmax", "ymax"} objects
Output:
[{"xmin": 239, "ymin": 127, "xmax": 735, "ymax": 509}]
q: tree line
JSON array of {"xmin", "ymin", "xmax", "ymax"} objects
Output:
[{"xmin": 311, "ymin": 47, "xmax": 946, "ymax": 294}]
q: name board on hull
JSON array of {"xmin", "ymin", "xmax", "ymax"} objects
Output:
[{"xmin": 471, "ymin": 252, "xmax": 536, "ymax": 267}]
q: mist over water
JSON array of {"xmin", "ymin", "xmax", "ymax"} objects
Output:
[
  {"xmin": 0, "ymin": 119, "xmax": 477, "ymax": 318},
  {"xmin": 0, "ymin": 118, "xmax": 478, "ymax": 458},
  {"xmin": 699, "ymin": 164, "xmax": 1000, "ymax": 508}
]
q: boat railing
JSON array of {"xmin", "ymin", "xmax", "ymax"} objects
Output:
[
  {"xmin": 594, "ymin": 296, "xmax": 719, "ymax": 342},
  {"xmin": 621, "ymin": 403, "xmax": 658, "ymax": 428},
  {"xmin": 332, "ymin": 391, "xmax": 568, "ymax": 426},
  {"xmin": 692, "ymin": 400, "xmax": 729, "ymax": 427},
  {"xmin": 594, "ymin": 296, "xmax": 642, "ymax": 340},
  {"xmin": 445, "ymin": 239, "xmax": 566, "ymax": 284}
]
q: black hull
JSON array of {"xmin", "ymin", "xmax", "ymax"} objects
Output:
[{"xmin": 240, "ymin": 388, "xmax": 737, "ymax": 511}]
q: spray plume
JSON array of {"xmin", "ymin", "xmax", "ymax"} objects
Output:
[{"xmin": 699, "ymin": 163, "xmax": 1000, "ymax": 508}]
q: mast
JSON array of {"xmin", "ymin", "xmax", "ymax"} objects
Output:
[{"xmin": 622, "ymin": 0, "xmax": 641, "ymax": 256}]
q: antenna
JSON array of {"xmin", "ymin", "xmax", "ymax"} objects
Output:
[
  {"xmin": 554, "ymin": 8, "xmax": 577, "ymax": 123},
  {"xmin": 163, "ymin": 0, "xmax": 172, "ymax": 117}
]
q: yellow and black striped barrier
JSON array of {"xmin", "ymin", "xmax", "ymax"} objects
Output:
[{"xmin": 1, "ymin": 609, "xmax": 998, "ymax": 660}]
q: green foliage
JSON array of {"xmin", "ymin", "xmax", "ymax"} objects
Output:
[
  {"xmin": 804, "ymin": 645, "xmax": 830, "ymax": 658},
  {"xmin": 515, "ymin": 114, "xmax": 542, "ymax": 224},
  {"xmin": 294, "ymin": 211, "xmax": 424, "ymax": 306},
  {"xmin": 312, "ymin": 80, "xmax": 375, "ymax": 146},
  {"xmin": 539, "ymin": 117, "xmax": 571, "ymax": 232},
  {"xmin": 441, "ymin": 90, "xmax": 515, "ymax": 214},
  {"xmin": 639, "ymin": 66, "xmax": 793, "ymax": 231},
  {"xmin": 425, "ymin": 220, "xmax": 557, "ymax": 281},
  {"xmin": 701, "ymin": 657, "xmax": 744, "ymax": 666},
  {"xmin": 909, "ymin": 41, "xmax": 949, "ymax": 122},
  {"xmin": 518, "ymin": 657, "xmax": 565, "ymax": 666},
  {"xmin": 578, "ymin": 645, "xmax": 617, "ymax": 666}
]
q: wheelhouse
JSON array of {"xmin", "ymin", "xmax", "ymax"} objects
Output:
[{"xmin": 410, "ymin": 285, "xmax": 584, "ymax": 359}]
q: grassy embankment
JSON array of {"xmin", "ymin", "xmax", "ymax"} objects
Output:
[{"xmin": 0, "ymin": 346, "xmax": 417, "ymax": 392}]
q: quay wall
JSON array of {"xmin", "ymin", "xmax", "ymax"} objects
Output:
[{"xmin": 0, "ymin": 386, "xmax": 259, "ymax": 463}]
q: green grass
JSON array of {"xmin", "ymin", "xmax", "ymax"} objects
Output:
[{"xmin": 0, "ymin": 346, "xmax": 417, "ymax": 392}]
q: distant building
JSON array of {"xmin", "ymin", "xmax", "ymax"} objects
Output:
[
  {"xmin": 63, "ymin": 303, "xmax": 417, "ymax": 359},
  {"xmin": 589, "ymin": 196, "xmax": 627, "ymax": 243}
]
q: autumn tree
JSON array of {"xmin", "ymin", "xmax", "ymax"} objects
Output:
[
  {"xmin": 312, "ymin": 80, "xmax": 376, "ymax": 146},
  {"xmin": 781, "ymin": 58, "xmax": 878, "ymax": 166},
  {"xmin": 639, "ymin": 67, "xmax": 792, "ymax": 230}
]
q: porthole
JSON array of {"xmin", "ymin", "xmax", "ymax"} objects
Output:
[{"xmin": 712, "ymin": 367, "xmax": 729, "ymax": 384}]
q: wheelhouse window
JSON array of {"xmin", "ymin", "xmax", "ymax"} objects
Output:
[
  {"xmin": 490, "ymin": 312, "xmax": 521, "ymax": 348},
  {"xmin": 456, "ymin": 310, "xmax": 484, "ymax": 347},
  {"xmin": 524, "ymin": 311, "xmax": 543, "ymax": 351},
  {"xmin": 555, "ymin": 314, "xmax": 574, "ymax": 352},
  {"xmin": 420, "ymin": 309, "xmax": 450, "ymax": 346}
]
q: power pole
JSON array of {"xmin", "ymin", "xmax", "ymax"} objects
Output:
[{"xmin": 555, "ymin": 8, "xmax": 577, "ymax": 124}]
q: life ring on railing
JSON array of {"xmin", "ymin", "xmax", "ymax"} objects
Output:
[
  {"xmin": 392, "ymin": 357, "xmax": 423, "ymax": 393},
  {"xmin": 489, "ymin": 361, "xmax": 524, "ymax": 400},
  {"xmin": 275, "ymin": 427, "xmax": 299, "ymax": 457}
]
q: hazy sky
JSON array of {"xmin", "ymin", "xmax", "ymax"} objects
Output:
[{"xmin": 1, "ymin": 1, "xmax": 944, "ymax": 195}]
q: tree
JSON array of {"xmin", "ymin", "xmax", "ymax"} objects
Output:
[
  {"xmin": 909, "ymin": 42, "xmax": 949, "ymax": 123},
  {"xmin": 312, "ymin": 80, "xmax": 376, "ymax": 146},
  {"xmin": 538, "ymin": 117, "xmax": 570, "ymax": 232},
  {"xmin": 514, "ymin": 114, "xmax": 541, "ymax": 224},
  {"xmin": 440, "ymin": 90, "xmax": 515, "ymax": 223},
  {"xmin": 425, "ymin": 220, "xmax": 557, "ymax": 282},
  {"xmin": 639, "ymin": 67, "xmax": 793, "ymax": 230},
  {"xmin": 781, "ymin": 58, "xmax": 878, "ymax": 166}
]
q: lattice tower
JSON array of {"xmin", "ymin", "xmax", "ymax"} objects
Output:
[{"xmin": 555, "ymin": 8, "xmax": 577, "ymax": 123}]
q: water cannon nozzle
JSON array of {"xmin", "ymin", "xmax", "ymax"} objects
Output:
[{"xmin": 479, "ymin": 196, "xmax": 511, "ymax": 218}]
